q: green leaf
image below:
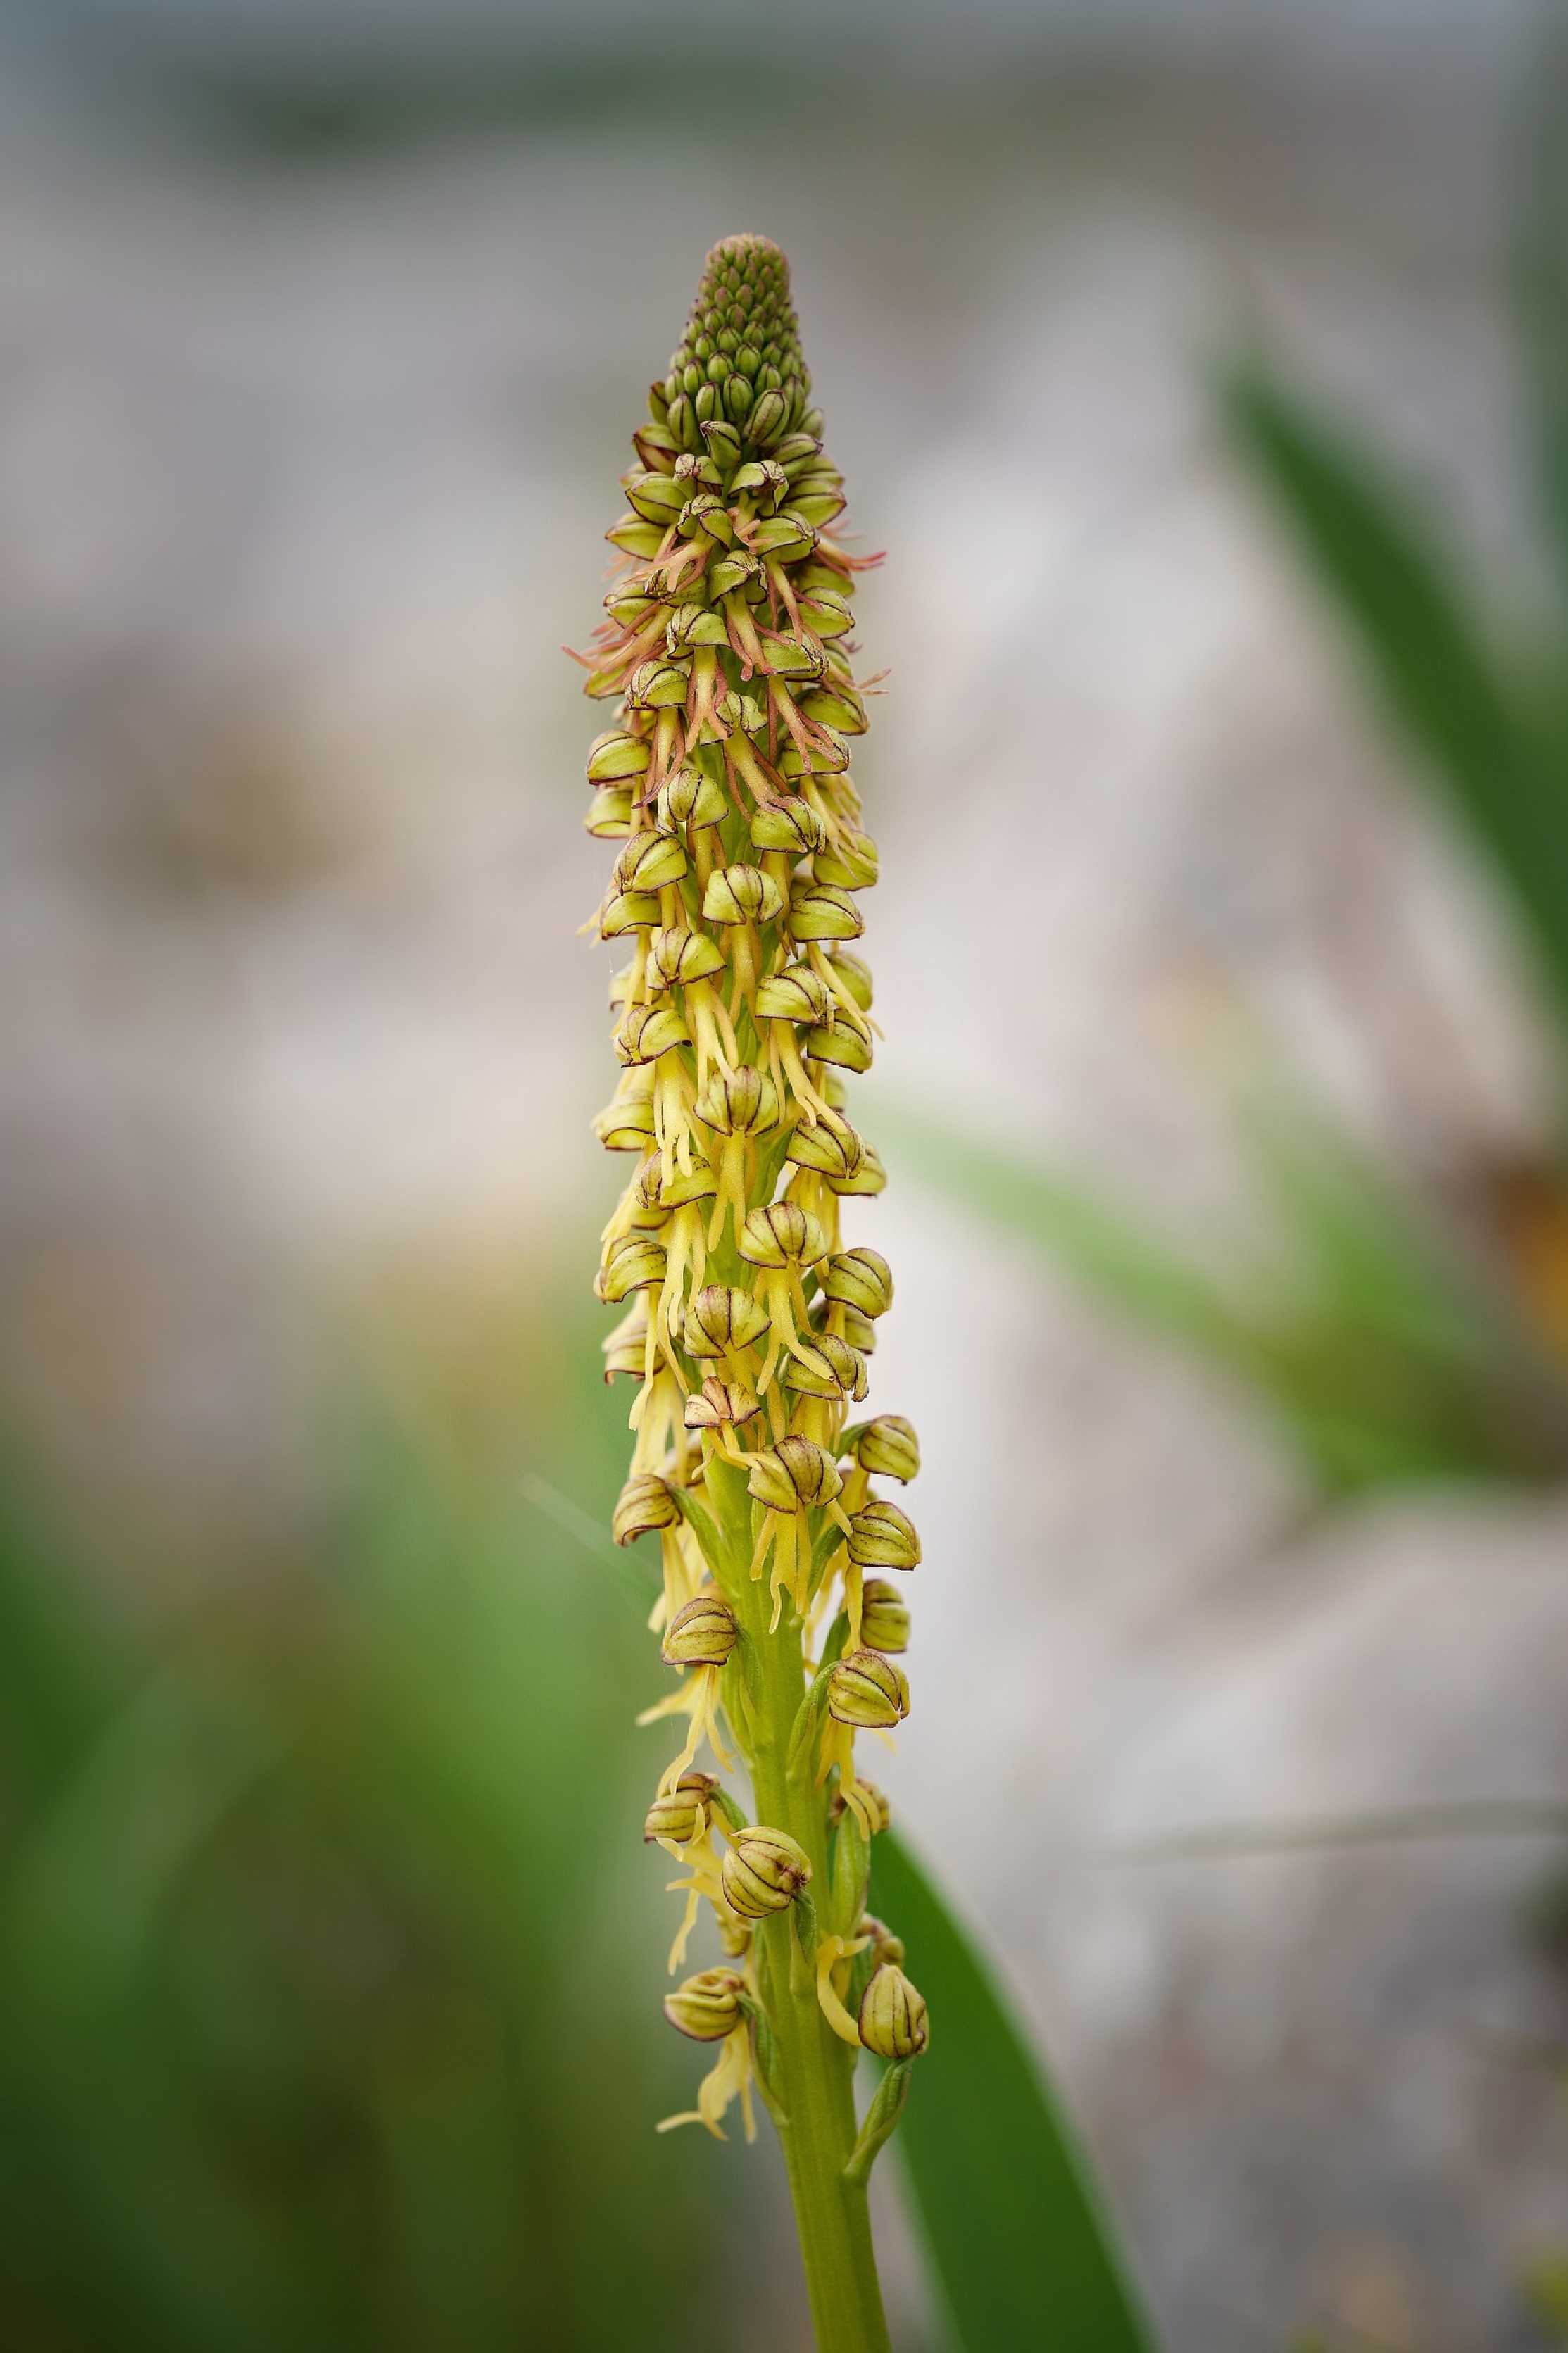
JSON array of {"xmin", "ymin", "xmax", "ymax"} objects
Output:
[
  {"xmin": 874, "ymin": 1102, "xmax": 1241, "ymax": 1361},
  {"xmin": 1510, "ymin": 20, "xmax": 1568, "ymax": 614},
  {"xmin": 885, "ymin": 1088, "xmax": 1568, "ymax": 1494},
  {"xmin": 872, "ymin": 1831, "xmax": 1153, "ymax": 2353},
  {"xmin": 1221, "ymin": 361, "xmax": 1568, "ymax": 1024}
]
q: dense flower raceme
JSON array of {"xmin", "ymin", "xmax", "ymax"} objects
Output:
[{"xmin": 577, "ymin": 237, "xmax": 928, "ymax": 2143}]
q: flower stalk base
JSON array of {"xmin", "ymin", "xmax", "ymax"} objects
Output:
[{"xmin": 710, "ymin": 1453, "xmax": 891, "ymax": 2352}]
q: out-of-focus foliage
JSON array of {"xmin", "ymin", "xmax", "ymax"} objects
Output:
[
  {"xmin": 0, "ymin": 1291, "xmax": 1164, "ymax": 2353},
  {"xmin": 872, "ymin": 1833, "xmax": 1153, "ymax": 2353},
  {"xmin": 0, "ymin": 1309, "xmax": 745, "ymax": 2353},
  {"xmin": 1224, "ymin": 31, "xmax": 1568, "ymax": 1065},
  {"xmin": 886, "ymin": 61, "xmax": 1568, "ymax": 1507},
  {"xmin": 882, "ymin": 1096, "xmax": 1568, "ymax": 1495},
  {"xmin": 1220, "ymin": 364, "xmax": 1568, "ymax": 1053}
]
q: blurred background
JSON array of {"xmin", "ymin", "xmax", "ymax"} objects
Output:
[{"xmin": 4, "ymin": 0, "xmax": 1568, "ymax": 2346}]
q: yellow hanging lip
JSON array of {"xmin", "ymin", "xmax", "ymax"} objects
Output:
[{"xmin": 815, "ymin": 1932, "xmax": 870, "ymax": 2048}]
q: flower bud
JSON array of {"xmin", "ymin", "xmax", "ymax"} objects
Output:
[
  {"xmin": 614, "ymin": 830, "xmax": 689, "ymax": 894},
  {"xmin": 655, "ymin": 766, "xmax": 727, "ymax": 831},
  {"xmin": 748, "ymin": 387, "xmax": 788, "ymax": 445},
  {"xmin": 627, "ymin": 659, "xmax": 689, "ymax": 710},
  {"xmin": 606, "ymin": 513, "xmax": 665, "ymax": 559},
  {"xmin": 751, "ymin": 511, "xmax": 816, "ymax": 563},
  {"xmin": 664, "ymin": 1966, "xmax": 746, "ymax": 2041},
  {"xmin": 813, "ymin": 1297, "xmax": 877, "ymax": 1354},
  {"xmin": 598, "ymin": 889, "xmax": 660, "ymax": 939},
  {"xmin": 683, "ymin": 1375, "xmax": 760, "ymax": 1431},
  {"xmin": 659, "ymin": 1160, "xmax": 717, "ymax": 1208},
  {"xmin": 679, "ymin": 491, "xmax": 734, "ymax": 546},
  {"xmin": 703, "ymin": 863, "xmax": 784, "ymax": 927},
  {"xmin": 832, "ymin": 1777, "xmax": 891, "ymax": 1833},
  {"xmin": 662, "ymin": 1590, "xmax": 739, "ymax": 1668},
  {"xmin": 846, "ymin": 1499, "xmax": 920, "ymax": 1571},
  {"xmin": 632, "ymin": 418, "xmax": 678, "ymax": 468},
  {"xmin": 833, "ymin": 1144, "xmax": 887, "ymax": 1197},
  {"xmin": 783, "ymin": 1334, "xmax": 867, "ymax": 1403},
  {"xmin": 845, "ymin": 1415, "xmax": 920, "ymax": 1483},
  {"xmin": 613, "ymin": 1471, "xmax": 680, "ymax": 1545},
  {"xmin": 587, "ymin": 727, "xmax": 651, "ymax": 784},
  {"xmin": 738, "ymin": 1201, "xmax": 828, "ymax": 1270},
  {"xmin": 615, "ymin": 1000, "xmax": 689, "ymax": 1066},
  {"xmin": 734, "ymin": 456, "xmax": 788, "ymax": 507},
  {"xmin": 605, "ymin": 584, "xmax": 660, "ymax": 629},
  {"xmin": 814, "ymin": 830, "xmax": 879, "ymax": 891},
  {"xmin": 708, "ymin": 551, "xmax": 759, "ymax": 598},
  {"xmin": 747, "ymin": 1435, "xmax": 843, "ymax": 1514},
  {"xmin": 693, "ymin": 1066, "xmax": 780, "ymax": 1136},
  {"xmin": 646, "ymin": 926, "xmax": 725, "ymax": 989},
  {"xmin": 623, "ymin": 1157, "xmax": 670, "ymax": 1226},
  {"xmin": 778, "ymin": 728, "xmax": 850, "ymax": 778},
  {"xmin": 754, "ymin": 964, "xmax": 833, "ymax": 1024},
  {"xmin": 858, "ymin": 1579, "xmax": 910, "ymax": 1652},
  {"xmin": 584, "ymin": 785, "xmax": 634, "ymax": 838},
  {"xmin": 804, "ymin": 1021, "xmax": 872, "ymax": 1075},
  {"xmin": 822, "ymin": 1248, "xmax": 893, "ymax": 1317},
  {"xmin": 721, "ymin": 1826, "xmax": 812, "ymax": 1918},
  {"xmin": 858, "ymin": 1913, "xmax": 905, "ymax": 1969},
  {"xmin": 750, "ymin": 798, "xmax": 827, "ymax": 856},
  {"xmin": 601, "ymin": 1297, "xmax": 648, "ymax": 1382},
  {"xmin": 625, "ymin": 469, "xmax": 686, "ymax": 523},
  {"xmin": 789, "ymin": 883, "xmax": 863, "ymax": 942},
  {"xmin": 858, "ymin": 1964, "xmax": 928, "ymax": 2059},
  {"xmin": 700, "ymin": 418, "xmax": 742, "ymax": 468},
  {"xmin": 828, "ymin": 950, "xmax": 874, "ymax": 1010},
  {"xmin": 717, "ymin": 686, "xmax": 766, "ymax": 735},
  {"xmin": 600, "ymin": 1231, "xmax": 669, "ymax": 1302},
  {"xmin": 758, "ymin": 630, "xmax": 824, "ymax": 683},
  {"xmin": 644, "ymin": 1770, "xmax": 718, "ymax": 1843},
  {"xmin": 684, "ymin": 1284, "xmax": 770, "ymax": 1355},
  {"xmin": 801, "ymin": 682, "xmax": 866, "ymax": 734},
  {"xmin": 593, "ymin": 1074, "xmax": 657, "ymax": 1151},
  {"xmin": 785, "ymin": 1117, "xmax": 865, "ymax": 1182},
  {"xmin": 792, "ymin": 490, "xmax": 846, "ymax": 533},
  {"xmin": 665, "ymin": 601, "xmax": 729, "ymax": 653},
  {"xmin": 827, "ymin": 1649, "xmax": 910, "ymax": 1730},
  {"xmin": 797, "ymin": 587, "xmax": 853, "ymax": 639}
]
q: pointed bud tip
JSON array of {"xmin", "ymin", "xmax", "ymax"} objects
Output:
[{"xmin": 705, "ymin": 231, "xmax": 789, "ymax": 280}]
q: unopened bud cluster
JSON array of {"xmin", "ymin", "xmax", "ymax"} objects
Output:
[{"xmin": 577, "ymin": 236, "xmax": 927, "ymax": 2144}]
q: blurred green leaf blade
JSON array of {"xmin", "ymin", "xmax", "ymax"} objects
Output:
[
  {"xmin": 1222, "ymin": 363, "xmax": 1568, "ymax": 1021},
  {"xmin": 1510, "ymin": 19, "xmax": 1568, "ymax": 616},
  {"xmin": 875, "ymin": 1102, "xmax": 1240, "ymax": 1358},
  {"xmin": 872, "ymin": 1831, "xmax": 1153, "ymax": 2353},
  {"xmin": 885, "ymin": 1090, "xmax": 1568, "ymax": 1495}
]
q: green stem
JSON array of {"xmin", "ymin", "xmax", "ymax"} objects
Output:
[{"xmin": 710, "ymin": 1457, "xmax": 890, "ymax": 2353}]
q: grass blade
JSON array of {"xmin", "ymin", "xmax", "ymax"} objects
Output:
[
  {"xmin": 877, "ymin": 1102, "xmax": 1240, "ymax": 1360},
  {"xmin": 872, "ymin": 1831, "xmax": 1153, "ymax": 2353},
  {"xmin": 1222, "ymin": 363, "xmax": 1568, "ymax": 1024},
  {"xmin": 1510, "ymin": 21, "xmax": 1568, "ymax": 616}
]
